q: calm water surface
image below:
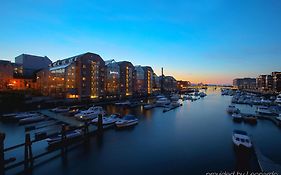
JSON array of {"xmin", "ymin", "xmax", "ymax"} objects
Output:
[{"xmin": 2, "ymin": 88, "xmax": 281, "ymax": 175}]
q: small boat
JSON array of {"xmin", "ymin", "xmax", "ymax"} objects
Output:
[
  {"xmin": 156, "ymin": 97, "xmax": 171, "ymax": 107},
  {"xmin": 232, "ymin": 113, "xmax": 242, "ymax": 122},
  {"xmin": 74, "ymin": 106, "xmax": 106, "ymax": 121},
  {"xmin": 19, "ymin": 115, "xmax": 45, "ymax": 125},
  {"xmin": 1, "ymin": 113, "xmax": 19, "ymax": 121},
  {"xmin": 170, "ymin": 94, "xmax": 180, "ymax": 101},
  {"xmin": 276, "ymin": 114, "xmax": 281, "ymax": 122},
  {"xmin": 260, "ymin": 98, "xmax": 272, "ymax": 105},
  {"xmin": 115, "ymin": 101, "xmax": 131, "ymax": 106},
  {"xmin": 256, "ymin": 106, "xmax": 275, "ymax": 116},
  {"xmin": 143, "ymin": 104, "xmax": 155, "ymax": 110},
  {"xmin": 232, "ymin": 130, "xmax": 252, "ymax": 149},
  {"xmin": 170, "ymin": 101, "xmax": 181, "ymax": 108},
  {"xmin": 46, "ymin": 129, "xmax": 82, "ymax": 146},
  {"xmin": 91, "ymin": 115, "xmax": 119, "ymax": 125},
  {"xmin": 51, "ymin": 106, "xmax": 70, "ymax": 113},
  {"xmin": 115, "ymin": 115, "xmax": 138, "ymax": 128},
  {"xmin": 14, "ymin": 112, "xmax": 39, "ymax": 120},
  {"xmin": 243, "ymin": 115, "xmax": 257, "ymax": 123},
  {"xmin": 275, "ymin": 94, "xmax": 281, "ymax": 105},
  {"xmin": 199, "ymin": 92, "xmax": 207, "ymax": 97},
  {"xmin": 227, "ymin": 105, "xmax": 240, "ymax": 114}
]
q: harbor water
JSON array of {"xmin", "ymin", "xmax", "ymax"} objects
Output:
[{"xmin": 1, "ymin": 88, "xmax": 281, "ymax": 175}]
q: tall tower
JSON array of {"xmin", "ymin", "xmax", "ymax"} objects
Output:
[{"xmin": 161, "ymin": 67, "xmax": 164, "ymax": 94}]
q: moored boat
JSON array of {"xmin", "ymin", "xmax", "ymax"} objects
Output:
[
  {"xmin": 51, "ymin": 106, "xmax": 70, "ymax": 113},
  {"xmin": 115, "ymin": 115, "xmax": 138, "ymax": 128},
  {"xmin": 156, "ymin": 97, "xmax": 171, "ymax": 107},
  {"xmin": 14, "ymin": 112, "xmax": 39, "ymax": 120},
  {"xmin": 143, "ymin": 104, "xmax": 155, "ymax": 110},
  {"xmin": 243, "ymin": 115, "xmax": 257, "ymax": 124},
  {"xmin": 74, "ymin": 106, "xmax": 106, "ymax": 121},
  {"xmin": 91, "ymin": 115, "xmax": 119, "ymax": 125},
  {"xmin": 232, "ymin": 130, "xmax": 252, "ymax": 149},
  {"xmin": 232, "ymin": 113, "xmax": 242, "ymax": 122},
  {"xmin": 275, "ymin": 94, "xmax": 281, "ymax": 105},
  {"xmin": 19, "ymin": 115, "xmax": 45, "ymax": 125},
  {"xmin": 256, "ymin": 106, "xmax": 275, "ymax": 116},
  {"xmin": 46, "ymin": 129, "xmax": 82, "ymax": 146},
  {"xmin": 227, "ymin": 105, "xmax": 240, "ymax": 114}
]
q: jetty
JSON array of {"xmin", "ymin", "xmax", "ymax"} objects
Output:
[{"xmin": 253, "ymin": 143, "xmax": 281, "ymax": 173}]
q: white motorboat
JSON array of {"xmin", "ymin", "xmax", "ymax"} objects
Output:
[
  {"xmin": 256, "ymin": 106, "xmax": 274, "ymax": 116},
  {"xmin": 46, "ymin": 129, "xmax": 82, "ymax": 146},
  {"xmin": 115, "ymin": 101, "xmax": 131, "ymax": 106},
  {"xmin": 170, "ymin": 94, "xmax": 180, "ymax": 101},
  {"xmin": 143, "ymin": 104, "xmax": 155, "ymax": 110},
  {"xmin": 156, "ymin": 95, "xmax": 165, "ymax": 99},
  {"xmin": 276, "ymin": 114, "xmax": 281, "ymax": 122},
  {"xmin": 199, "ymin": 92, "xmax": 207, "ymax": 97},
  {"xmin": 275, "ymin": 94, "xmax": 281, "ymax": 105},
  {"xmin": 51, "ymin": 106, "xmax": 70, "ymax": 113},
  {"xmin": 232, "ymin": 113, "xmax": 242, "ymax": 122},
  {"xmin": 156, "ymin": 97, "xmax": 171, "ymax": 107},
  {"xmin": 91, "ymin": 115, "xmax": 119, "ymax": 125},
  {"xmin": 232, "ymin": 130, "xmax": 252, "ymax": 148},
  {"xmin": 226, "ymin": 105, "xmax": 240, "ymax": 114},
  {"xmin": 19, "ymin": 115, "xmax": 45, "ymax": 125},
  {"xmin": 74, "ymin": 106, "xmax": 106, "ymax": 121},
  {"xmin": 170, "ymin": 101, "xmax": 181, "ymax": 108},
  {"xmin": 260, "ymin": 98, "xmax": 272, "ymax": 105},
  {"xmin": 115, "ymin": 115, "xmax": 138, "ymax": 128}
]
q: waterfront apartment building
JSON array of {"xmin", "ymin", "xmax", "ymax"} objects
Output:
[
  {"xmin": 272, "ymin": 72, "xmax": 281, "ymax": 92},
  {"xmin": 15, "ymin": 54, "xmax": 52, "ymax": 79},
  {"xmin": 105, "ymin": 59, "xmax": 120, "ymax": 98},
  {"xmin": 256, "ymin": 73, "xmax": 281, "ymax": 92},
  {"xmin": 152, "ymin": 73, "xmax": 161, "ymax": 93},
  {"xmin": 37, "ymin": 52, "xmax": 105, "ymax": 99},
  {"xmin": 142, "ymin": 66, "xmax": 153, "ymax": 95},
  {"xmin": 233, "ymin": 78, "xmax": 256, "ymax": 90},
  {"xmin": 159, "ymin": 75, "xmax": 178, "ymax": 92},
  {"xmin": 133, "ymin": 66, "xmax": 145, "ymax": 95},
  {"xmin": 256, "ymin": 75, "xmax": 267, "ymax": 91},
  {"xmin": 117, "ymin": 61, "xmax": 134, "ymax": 97}
]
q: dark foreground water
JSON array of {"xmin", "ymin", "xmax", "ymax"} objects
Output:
[{"xmin": 1, "ymin": 88, "xmax": 281, "ymax": 175}]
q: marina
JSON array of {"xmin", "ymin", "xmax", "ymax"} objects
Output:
[{"xmin": 1, "ymin": 88, "xmax": 281, "ymax": 175}]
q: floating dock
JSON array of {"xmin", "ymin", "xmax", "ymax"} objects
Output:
[{"xmin": 39, "ymin": 109, "xmax": 84, "ymax": 127}]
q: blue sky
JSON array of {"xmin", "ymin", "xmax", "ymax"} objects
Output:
[{"xmin": 1, "ymin": 0, "xmax": 281, "ymax": 84}]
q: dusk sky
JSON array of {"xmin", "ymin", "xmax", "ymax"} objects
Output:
[{"xmin": 1, "ymin": 0, "xmax": 281, "ymax": 84}]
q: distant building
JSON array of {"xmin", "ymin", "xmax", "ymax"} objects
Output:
[
  {"xmin": 0, "ymin": 60, "xmax": 37, "ymax": 91},
  {"xmin": 272, "ymin": 72, "xmax": 281, "ymax": 92},
  {"xmin": 15, "ymin": 54, "xmax": 52, "ymax": 78},
  {"xmin": 105, "ymin": 59, "xmax": 120, "ymax": 98},
  {"xmin": 117, "ymin": 61, "xmax": 134, "ymax": 97},
  {"xmin": 177, "ymin": 80, "xmax": 191, "ymax": 91},
  {"xmin": 37, "ymin": 52, "xmax": 105, "ymax": 99},
  {"xmin": 233, "ymin": 78, "xmax": 256, "ymax": 90}
]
